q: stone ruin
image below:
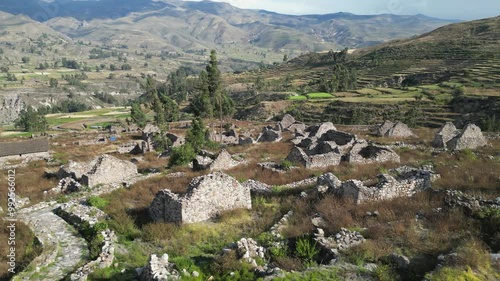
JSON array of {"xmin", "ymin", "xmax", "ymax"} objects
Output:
[
  {"xmin": 57, "ymin": 154, "xmax": 138, "ymax": 188},
  {"xmin": 278, "ymin": 114, "xmax": 306, "ymax": 133},
  {"xmin": 257, "ymin": 125, "xmax": 282, "ymax": 143},
  {"xmin": 445, "ymin": 190, "xmax": 500, "ymax": 213},
  {"xmin": 317, "ymin": 166, "xmax": 439, "ymax": 204},
  {"xmin": 376, "ymin": 121, "xmax": 415, "ymax": 138},
  {"xmin": 432, "ymin": 123, "xmax": 487, "ymax": 150},
  {"xmin": 117, "ymin": 142, "xmax": 145, "ymax": 154},
  {"xmin": 314, "ymin": 227, "xmax": 366, "ymax": 258},
  {"xmin": 208, "ymin": 128, "xmax": 239, "ymax": 145},
  {"xmin": 236, "ymin": 238, "xmax": 266, "ymax": 269},
  {"xmin": 149, "ymin": 172, "xmax": 252, "ymax": 224},
  {"xmin": 141, "ymin": 124, "xmax": 161, "ymax": 152},
  {"xmin": 286, "ymin": 123, "xmax": 400, "ymax": 168},
  {"xmin": 138, "ymin": 254, "xmax": 179, "ymax": 281},
  {"xmin": 192, "ymin": 149, "xmax": 245, "ymax": 171}
]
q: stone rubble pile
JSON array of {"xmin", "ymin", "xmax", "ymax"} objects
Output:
[
  {"xmin": 139, "ymin": 254, "xmax": 180, "ymax": 281},
  {"xmin": 236, "ymin": 238, "xmax": 266, "ymax": 268},
  {"xmin": 445, "ymin": 190, "xmax": 500, "ymax": 212},
  {"xmin": 432, "ymin": 123, "xmax": 487, "ymax": 150},
  {"xmin": 57, "ymin": 154, "xmax": 138, "ymax": 188},
  {"xmin": 269, "ymin": 211, "xmax": 294, "ymax": 239},
  {"xmin": 286, "ymin": 122, "xmax": 400, "ymax": 168},
  {"xmin": 50, "ymin": 177, "xmax": 83, "ymax": 194},
  {"xmin": 314, "ymin": 227, "xmax": 365, "ymax": 257},
  {"xmin": 149, "ymin": 172, "xmax": 252, "ymax": 224},
  {"xmin": 376, "ymin": 121, "xmax": 415, "ymax": 138},
  {"xmin": 242, "ymin": 179, "xmax": 272, "ymax": 194},
  {"xmin": 257, "ymin": 125, "xmax": 283, "ymax": 143}
]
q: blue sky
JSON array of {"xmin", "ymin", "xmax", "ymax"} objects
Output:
[{"xmin": 187, "ymin": 0, "xmax": 500, "ymax": 20}]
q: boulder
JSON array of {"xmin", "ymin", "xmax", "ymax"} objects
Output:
[{"xmin": 376, "ymin": 120, "xmax": 395, "ymax": 137}]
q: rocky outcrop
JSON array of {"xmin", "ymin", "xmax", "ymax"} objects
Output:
[
  {"xmin": 139, "ymin": 254, "xmax": 179, "ymax": 281},
  {"xmin": 376, "ymin": 121, "xmax": 414, "ymax": 138},
  {"xmin": 149, "ymin": 172, "xmax": 252, "ymax": 224},
  {"xmin": 57, "ymin": 154, "xmax": 138, "ymax": 187},
  {"xmin": 432, "ymin": 123, "xmax": 487, "ymax": 150}
]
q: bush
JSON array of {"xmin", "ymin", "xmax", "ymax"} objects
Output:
[
  {"xmin": 295, "ymin": 237, "xmax": 319, "ymax": 262},
  {"xmin": 169, "ymin": 143, "xmax": 196, "ymax": 167}
]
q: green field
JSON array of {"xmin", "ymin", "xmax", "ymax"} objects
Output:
[
  {"xmin": 307, "ymin": 92, "xmax": 334, "ymax": 99},
  {"xmin": 288, "ymin": 95, "xmax": 307, "ymax": 100}
]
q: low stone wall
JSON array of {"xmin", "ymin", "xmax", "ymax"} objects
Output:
[{"xmin": 55, "ymin": 202, "xmax": 116, "ymax": 281}]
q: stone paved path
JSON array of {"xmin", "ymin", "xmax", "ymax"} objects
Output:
[
  {"xmin": 12, "ymin": 173, "xmax": 160, "ymax": 280},
  {"xmin": 13, "ymin": 203, "xmax": 88, "ymax": 281}
]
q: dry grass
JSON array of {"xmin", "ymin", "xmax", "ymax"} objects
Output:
[
  {"xmin": 0, "ymin": 161, "xmax": 58, "ymax": 208},
  {"xmin": 0, "ymin": 220, "xmax": 42, "ymax": 280}
]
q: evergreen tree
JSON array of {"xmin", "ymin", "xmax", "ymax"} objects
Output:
[
  {"xmin": 130, "ymin": 102, "xmax": 147, "ymax": 128},
  {"xmin": 152, "ymin": 92, "xmax": 166, "ymax": 128},
  {"xmin": 185, "ymin": 118, "xmax": 207, "ymax": 152}
]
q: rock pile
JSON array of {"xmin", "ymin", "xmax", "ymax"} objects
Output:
[
  {"xmin": 236, "ymin": 238, "xmax": 266, "ymax": 268},
  {"xmin": 257, "ymin": 125, "xmax": 282, "ymax": 143},
  {"xmin": 376, "ymin": 121, "xmax": 415, "ymax": 138},
  {"xmin": 432, "ymin": 123, "xmax": 487, "ymax": 150},
  {"xmin": 57, "ymin": 154, "xmax": 138, "ymax": 188},
  {"xmin": 314, "ymin": 228, "xmax": 365, "ymax": 257},
  {"xmin": 139, "ymin": 254, "xmax": 179, "ymax": 281},
  {"xmin": 149, "ymin": 172, "xmax": 252, "ymax": 224},
  {"xmin": 50, "ymin": 177, "xmax": 83, "ymax": 194},
  {"xmin": 445, "ymin": 190, "xmax": 500, "ymax": 213},
  {"xmin": 242, "ymin": 179, "xmax": 271, "ymax": 194},
  {"xmin": 278, "ymin": 114, "xmax": 306, "ymax": 133},
  {"xmin": 286, "ymin": 123, "xmax": 400, "ymax": 168}
]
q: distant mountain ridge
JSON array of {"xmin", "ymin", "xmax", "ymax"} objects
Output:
[{"xmin": 0, "ymin": 0, "xmax": 458, "ymax": 54}]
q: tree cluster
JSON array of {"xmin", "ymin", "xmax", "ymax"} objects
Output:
[{"xmin": 15, "ymin": 106, "xmax": 47, "ymax": 132}]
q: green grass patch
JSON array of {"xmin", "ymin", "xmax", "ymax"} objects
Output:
[
  {"xmin": 307, "ymin": 92, "xmax": 334, "ymax": 99},
  {"xmin": 289, "ymin": 95, "xmax": 307, "ymax": 101}
]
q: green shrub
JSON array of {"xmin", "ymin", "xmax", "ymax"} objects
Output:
[
  {"xmin": 281, "ymin": 160, "xmax": 295, "ymax": 171},
  {"xmin": 87, "ymin": 196, "xmax": 109, "ymax": 210},
  {"xmin": 169, "ymin": 143, "xmax": 196, "ymax": 167},
  {"xmin": 295, "ymin": 237, "xmax": 319, "ymax": 262}
]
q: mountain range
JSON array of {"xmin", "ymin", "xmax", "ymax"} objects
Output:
[{"xmin": 0, "ymin": 0, "xmax": 459, "ymax": 61}]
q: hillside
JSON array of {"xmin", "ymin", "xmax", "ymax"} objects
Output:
[{"xmin": 227, "ymin": 16, "xmax": 500, "ymax": 128}]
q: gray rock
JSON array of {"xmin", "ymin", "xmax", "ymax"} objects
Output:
[
  {"xmin": 447, "ymin": 124, "xmax": 487, "ymax": 150},
  {"xmin": 389, "ymin": 253, "xmax": 410, "ymax": 270},
  {"xmin": 432, "ymin": 122, "xmax": 459, "ymax": 148},
  {"xmin": 279, "ymin": 114, "xmax": 296, "ymax": 130}
]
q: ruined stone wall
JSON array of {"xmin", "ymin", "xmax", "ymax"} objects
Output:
[
  {"xmin": 149, "ymin": 190, "xmax": 183, "ymax": 223},
  {"xmin": 149, "ymin": 172, "xmax": 252, "ymax": 224},
  {"xmin": 181, "ymin": 173, "xmax": 252, "ymax": 223},
  {"xmin": 0, "ymin": 138, "xmax": 49, "ymax": 157}
]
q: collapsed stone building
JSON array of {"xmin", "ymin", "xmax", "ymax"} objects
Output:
[
  {"xmin": 286, "ymin": 123, "xmax": 400, "ymax": 168},
  {"xmin": 57, "ymin": 154, "xmax": 138, "ymax": 188},
  {"xmin": 432, "ymin": 122, "xmax": 487, "ymax": 150},
  {"xmin": 317, "ymin": 166, "xmax": 439, "ymax": 204},
  {"xmin": 375, "ymin": 121, "xmax": 415, "ymax": 138},
  {"xmin": 193, "ymin": 149, "xmax": 244, "ymax": 171},
  {"xmin": 149, "ymin": 172, "xmax": 252, "ymax": 224}
]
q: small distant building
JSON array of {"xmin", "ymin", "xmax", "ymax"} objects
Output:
[{"xmin": 0, "ymin": 138, "xmax": 49, "ymax": 158}]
